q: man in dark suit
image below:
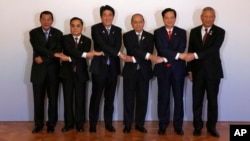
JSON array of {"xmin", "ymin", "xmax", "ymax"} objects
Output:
[
  {"xmin": 185, "ymin": 7, "xmax": 225, "ymax": 137},
  {"xmin": 59, "ymin": 17, "xmax": 102, "ymax": 133},
  {"xmin": 29, "ymin": 11, "xmax": 63, "ymax": 133},
  {"xmin": 122, "ymin": 14, "xmax": 164, "ymax": 133},
  {"xmin": 89, "ymin": 5, "xmax": 127, "ymax": 133},
  {"xmin": 154, "ymin": 8, "xmax": 187, "ymax": 135}
]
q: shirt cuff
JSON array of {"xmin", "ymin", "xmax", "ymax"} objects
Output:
[
  {"xmin": 194, "ymin": 53, "xmax": 199, "ymax": 59},
  {"xmin": 82, "ymin": 52, "xmax": 87, "ymax": 58},
  {"xmin": 68, "ymin": 57, "xmax": 72, "ymax": 62},
  {"xmin": 163, "ymin": 57, "xmax": 168, "ymax": 63},
  {"xmin": 175, "ymin": 53, "xmax": 180, "ymax": 60},
  {"xmin": 145, "ymin": 53, "xmax": 150, "ymax": 60},
  {"xmin": 132, "ymin": 56, "xmax": 136, "ymax": 63},
  {"xmin": 117, "ymin": 51, "xmax": 121, "ymax": 56}
]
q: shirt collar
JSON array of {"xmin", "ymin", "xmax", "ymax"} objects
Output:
[
  {"xmin": 165, "ymin": 27, "xmax": 173, "ymax": 32},
  {"xmin": 42, "ymin": 28, "xmax": 51, "ymax": 33},
  {"xmin": 106, "ymin": 26, "xmax": 112, "ymax": 30},
  {"xmin": 135, "ymin": 30, "xmax": 143, "ymax": 35},
  {"xmin": 73, "ymin": 35, "xmax": 81, "ymax": 39},
  {"xmin": 202, "ymin": 26, "xmax": 212, "ymax": 32}
]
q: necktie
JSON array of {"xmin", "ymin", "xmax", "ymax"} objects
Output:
[
  {"xmin": 137, "ymin": 34, "xmax": 141, "ymax": 45},
  {"xmin": 107, "ymin": 28, "xmax": 110, "ymax": 35},
  {"xmin": 44, "ymin": 31, "xmax": 49, "ymax": 41},
  {"xmin": 73, "ymin": 37, "xmax": 78, "ymax": 72},
  {"xmin": 74, "ymin": 37, "xmax": 78, "ymax": 48},
  {"xmin": 105, "ymin": 29, "xmax": 110, "ymax": 65},
  {"xmin": 168, "ymin": 30, "xmax": 172, "ymax": 40},
  {"xmin": 202, "ymin": 28, "xmax": 208, "ymax": 44}
]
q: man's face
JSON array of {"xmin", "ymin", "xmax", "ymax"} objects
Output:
[
  {"xmin": 163, "ymin": 11, "xmax": 176, "ymax": 29},
  {"xmin": 101, "ymin": 10, "xmax": 114, "ymax": 27},
  {"xmin": 131, "ymin": 15, "xmax": 144, "ymax": 33},
  {"xmin": 70, "ymin": 19, "xmax": 83, "ymax": 36},
  {"xmin": 201, "ymin": 10, "xmax": 215, "ymax": 28},
  {"xmin": 40, "ymin": 14, "xmax": 53, "ymax": 31}
]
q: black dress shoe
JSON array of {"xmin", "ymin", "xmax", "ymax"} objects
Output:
[
  {"xmin": 47, "ymin": 126, "xmax": 54, "ymax": 133},
  {"xmin": 89, "ymin": 126, "xmax": 96, "ymax": 133},
  {"xmin": 32, "ymin": 126, "xmax": 42, "ymax": 133},
  {"xmin": 207, "ymin": 129, "xmax": 220, "ymax": 137},
  {"xmin": 61, "ymin": 125, "xmax": 74, "ymax": 132},
  {"xmin": 123, "ymin": 125, "xmax": 131, "ymax": 133},
  {"xmin": 158, "ymin": 128, "xmax": 166, "ymax": 135},
  {"xmin": 174, "ymin": 129, "xmax": 184, "ymax": 135},
  {"xmin": 105, "ymin": 125, "xmax": 116, "ymax": 132},
  {"xmin": 135, "ymin": 125, "xmax": 147, "ymax": 133},
  {"xmin": 193, "ymin": 129, "xmax": 201, "ymax": 136},
  {"xmin": 76, "ymin": 127, "xmax": 84, "ymax": 133}
]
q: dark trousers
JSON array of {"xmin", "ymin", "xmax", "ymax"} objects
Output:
[
  {"xmin": 62, "ymin": 73, "xmax": 86, "ymax": 128},
  {"xmin": 192, "ymin": 78, "xmax": 220, "ymax": 130},
  {"xmin": 89, "ymin": 69, "xmax": 117, "ymax": 126},
  {"xmin": 32, "ymin": 76, "xmax": 59, "ymax": 128},
  {"xmin": 157, "ymin": 70, "xmax": 185, "ymax": 130},
  {"xmin": 123, "ymin": 70, "xmax": 149, "ymax": 127}
]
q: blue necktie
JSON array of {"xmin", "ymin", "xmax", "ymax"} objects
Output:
[
  {"xmin": 44, "ymin": 31, "xmax": 49, "ymax": 41},
  {"xmin": 106, "ymin": 28, "xmax": 110, "ymax": 65},
  {"xmin": 107, "ymin": 28, "xmax": 110, "ymax": 35}
]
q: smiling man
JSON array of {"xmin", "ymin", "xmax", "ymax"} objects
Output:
[{"xmin": 89, "ymin": 5, "xmax": 125, "ymax": 133}]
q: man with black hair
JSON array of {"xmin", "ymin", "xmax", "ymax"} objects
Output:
[
  {"xmin": 29, "ymin": 10, "xmax": 62, "ymax": 133},
  {"xmin": 89, "ymin": 5, "xmax": 127, "ymax": 133}
]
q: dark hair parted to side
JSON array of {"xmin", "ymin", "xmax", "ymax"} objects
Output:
[
  {"xmin": 70, "ymin": 17, "xmax": 83, "ymax": 25},
  {"xmin": 100, "ymin": 5, "xmax": 115, "ymax": 16},
  {"xmin": 40, "ymin": 10, "xmax": 54, "ymax": 20},
  {"xmin": 161, "ymin": 8, "xmax": 177, "ymax": 18}
]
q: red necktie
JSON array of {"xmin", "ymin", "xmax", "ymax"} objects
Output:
[
  {"xmin": 202, "ymin": 29, "xmax": 208, "ymax": 44},
  {"xmin": 168, "ymin": 30, "xmax": 172, "ymax": 40}
]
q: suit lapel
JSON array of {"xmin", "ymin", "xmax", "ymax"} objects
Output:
[
  {"xmin": 139, "ymin": 31, "xmax": 146, "ymax": 48},
  {"xmin": 39, "ymin": 27, "xmax": 47, "ymax": 44}
]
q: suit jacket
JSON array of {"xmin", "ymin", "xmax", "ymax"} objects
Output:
[
  {"xmin": 154, "ymin": 26, "xmax": 187, "ymax": 79},
  {"xmin": 59, "ymin": 34, "xmax": 91, "ymax": 82},
  {"xmin": 187, "ymin": 24, "xmax": 225, "ymax": 80},
  {"xmin": 90, "ymin": 23, "xmax": 122, "ymax": 76},
  {"xmin": 122, "ymin": 30, "xmax": 153, "ymax": 80},
  {"xmin": 29, "ymin": 27, "xmax": 62, "ymax": 84}
]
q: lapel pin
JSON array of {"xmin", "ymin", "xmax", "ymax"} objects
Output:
[
  {"xmin": 209, "ymin": 31, "xmax": 213, "ymax": 35},
  {"xmin": 142, "ymin": 36, "xmax": 145, "ymax": 40}
]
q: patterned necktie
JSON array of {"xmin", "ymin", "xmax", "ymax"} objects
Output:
[{"xmin": 202, "ymin": 28, "xmax": 208, "ymax": 44}]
